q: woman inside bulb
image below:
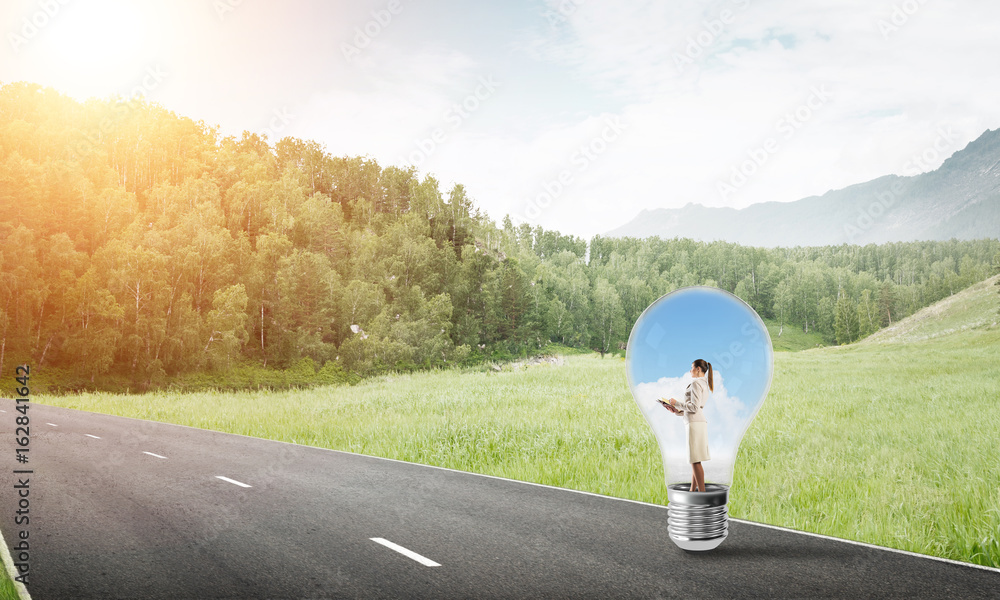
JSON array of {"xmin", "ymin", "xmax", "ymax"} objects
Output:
[{"xmin": 661, "ymin": 359, "xmax": 713, "ymax": 492}]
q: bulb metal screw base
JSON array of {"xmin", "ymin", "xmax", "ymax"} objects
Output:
[{"xmin": 666, "ymin": 483, "xmax": 729, "ymax": 552}]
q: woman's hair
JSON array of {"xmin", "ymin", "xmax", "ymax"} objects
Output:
[{"xmin": 693, "ymin": 358, "xmax": 714, "ymax": 391}]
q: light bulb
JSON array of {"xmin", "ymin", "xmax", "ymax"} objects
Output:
[{"xmin": 626, "ymin": 286, "xmax": 773, "ymax": 551}]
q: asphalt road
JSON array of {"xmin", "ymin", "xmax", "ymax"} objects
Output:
[{"xmin": 2, "ymin": 398, "xmax": 999, "ymax": 599}]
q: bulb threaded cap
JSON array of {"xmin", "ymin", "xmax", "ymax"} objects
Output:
[{"xmin": 666, "ymin": 483, "xmax": 729, "ymax": 551}]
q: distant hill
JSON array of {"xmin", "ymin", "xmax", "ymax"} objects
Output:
[
  {"xmin": 858, "ymin": 274, "xmax": 1000, "ymax": 345},
  {"xmin": 605, "ymin": 128, "xmax": 1000, "ymax": 246}
]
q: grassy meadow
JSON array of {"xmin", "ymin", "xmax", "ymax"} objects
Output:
[
  {"xmin": 765, "ymin": 317, "xmax": 828, "ymax": 351},
  {"xmin": 38, "ymin": 277, "xmax": 1000, "ymax": 569}
]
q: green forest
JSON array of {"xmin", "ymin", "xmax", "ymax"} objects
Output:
[{"xmin": 1, "ymin": 81, "xmax": 998, "ymax": 391}]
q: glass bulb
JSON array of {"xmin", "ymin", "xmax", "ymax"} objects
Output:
[{"xmin": 626, "ymin": 286, "xmax": 774, "ymax": 551}]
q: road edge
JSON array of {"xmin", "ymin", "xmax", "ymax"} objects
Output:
[{"xmin": 732, "ymin": 518, "xmax": 1000, "ymax": 574}]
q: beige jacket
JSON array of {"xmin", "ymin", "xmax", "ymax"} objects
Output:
[{"xmin": 675, "ymin": 377, "xmax": 709, "ymax": 424}]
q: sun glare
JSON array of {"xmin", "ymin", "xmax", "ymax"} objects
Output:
[{"xmin": 37, "ymin": 0, "xmax": 156, "ymax": 98}]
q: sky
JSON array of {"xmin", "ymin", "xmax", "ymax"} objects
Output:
[
  {"xmin": 4, "ymin": 0, "xmax": 1000, "ymax": 240},
  {"xmin": 626, "ymin": 286, "xmax": 773, "ymax": 485}
]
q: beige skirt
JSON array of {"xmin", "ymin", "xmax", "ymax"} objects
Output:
[{"xmin": 686, "ymin": 421, "xmax": 710, "ymax": 464}]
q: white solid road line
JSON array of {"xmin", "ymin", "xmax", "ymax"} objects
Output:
[
  {"xmin": 85, "ymin": 434, "xmax": 101, "ymax": 439},
  {"xmin": 143, "ymin": 451, "xmax": 167, "ymax": 459},
  {"xmin": 215, "ymin": 475, "xmax": 252, "ymax": 488},
  {"xmin": 370, "ymin": 538, "xmax": 441, "ymax": 567}
]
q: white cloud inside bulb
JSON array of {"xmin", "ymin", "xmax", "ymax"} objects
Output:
[{"xmin": 634, "ymin": 370, "xmax": 751, "ymax": 485}]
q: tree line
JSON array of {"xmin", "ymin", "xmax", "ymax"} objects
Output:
[{"xmin": 1, "ymin": 82, "xmax": 997, "ymax": 390}]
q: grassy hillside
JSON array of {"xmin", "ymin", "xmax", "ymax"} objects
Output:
[
  {"xmin": 764, "ymin": 318, "xmax": 828, "ymax": 351},
  {"xmin": 38, "ymin": 275, "xmax": 1000, "ymax": 568},
  {"xmin": 860, "ymin": 274, "xmax": 1000, "ymax": 345}
]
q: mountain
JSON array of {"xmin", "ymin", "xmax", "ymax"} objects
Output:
[{"xmin": 604, "ymin": 128, "xmax": 1000, "ymax": 246}]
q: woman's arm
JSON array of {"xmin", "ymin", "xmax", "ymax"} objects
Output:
[
  {"xmin": 675, "ymin": 383, "xmax": 700, "ymax": 414},
  {"xmin": 692, "ymin": 378, "xmax": 708, "ymax": 408}
]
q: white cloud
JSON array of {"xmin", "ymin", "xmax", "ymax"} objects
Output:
[
  {"xmin": 15, "ymin": 0, "xmax": 999, "ymax": 240},
  {"xmin": 484, "ymin": 0, "xmax": 1000, "ymax": 237},
  {"xmin": 294, "ymin": 43, "xmax": 483, "ymax": 162}
]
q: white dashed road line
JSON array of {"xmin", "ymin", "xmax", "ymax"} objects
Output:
[
  {"xmin": 370, "ymin": 538, "xmax": 441, "ymax": 567},
  {"xmin": 85, "ymin": 434, "xmax": 101, "ymax": 439},
  {"xmin": 47, "ymin": 422, "xmax": 58, "ymax": 426},
  {"xmin": 215, "ymin": 476, "xmax": 252, "ymax": 488},
  {"xmin": 143, "ymin": 452, "xmax": 167, "ymax": 459}
]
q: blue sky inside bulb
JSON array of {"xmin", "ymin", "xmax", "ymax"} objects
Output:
[{"xmin": 626, "ymin": 286, "xmax": 774, "ymax": 488}]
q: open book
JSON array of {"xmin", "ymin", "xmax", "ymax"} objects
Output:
[{"xmin": 658, "ymin": 398, "xmax": 680, "ymax": 414}]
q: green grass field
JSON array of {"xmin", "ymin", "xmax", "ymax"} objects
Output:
[
  {"xmin": 37, "ymin": 276, "xmax": 1000, "ymax": 569},
  {"xmin": 764, "ymin": 318, "xmax": 828, "ymax": 351}
]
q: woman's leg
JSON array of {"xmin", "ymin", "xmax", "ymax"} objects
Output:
[{"xmin": 692, "ymin": 462, "xmax": 705, "ymax": 492}]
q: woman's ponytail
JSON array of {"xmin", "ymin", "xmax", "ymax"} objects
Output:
[{"xmin": 693, "ymin": 358, "xmax": 714, "ymax": 391}]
